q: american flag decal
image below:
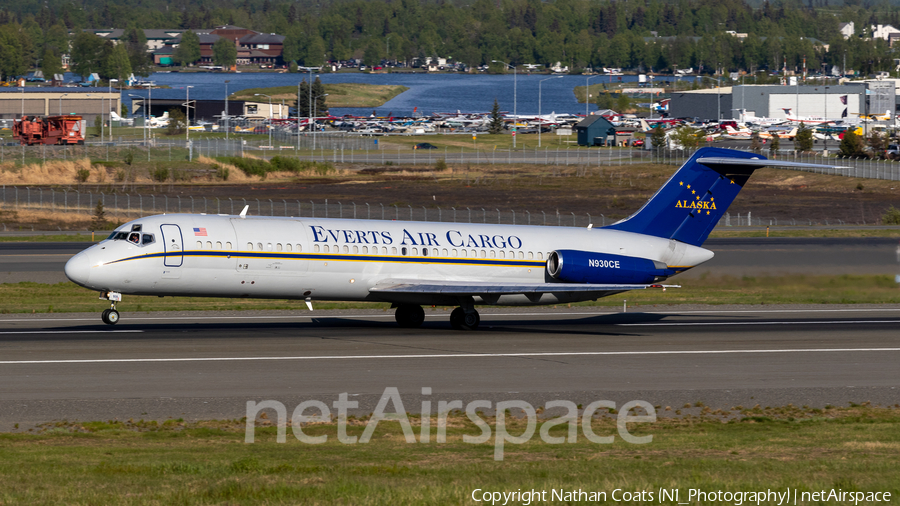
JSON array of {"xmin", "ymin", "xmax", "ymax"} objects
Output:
[{"xmin": 193, "ymin": 227, "xmax": 208, "ymax": 236}]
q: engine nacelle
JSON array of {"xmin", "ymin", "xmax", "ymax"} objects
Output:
[{"xmin": 546, "ymin": 249, "xmax": 674, "ymax": 284}]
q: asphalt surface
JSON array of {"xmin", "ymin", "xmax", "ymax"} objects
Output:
[
  {"xmin": 3, "ymin": 237, "xmax": 898, "ymax": 284},
  {"xmin": 0, "ymin": 306, "xmax": 898, "ymax": 430}
]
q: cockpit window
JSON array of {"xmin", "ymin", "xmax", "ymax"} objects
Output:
[
  {"xmin": 131, "ymin": 224, "xmax": 142, "ymax": 232},
  {"xmin": 128, "ymin": 233, "xmax": 140, "ymax": 244},
  {"xmin": 112, "ymin": 231, "xmax": 128, "ymax": 241},
  {"xmin": 142, "ymin": 234, "xmax": 155, "ymax": 245}
]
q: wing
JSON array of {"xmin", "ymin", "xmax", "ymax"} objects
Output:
[{"xmin": 370, "ymin": 279, "xmax": 678, "ymax": 296}]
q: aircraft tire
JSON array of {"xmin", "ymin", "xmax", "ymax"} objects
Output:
[
  {"xmin": 395, "ymin": 304, "xmax": 425, "ymax": 328},
  {"xmin": 106, "ymin": 309, "xmax": 120, "ymax": 325},
  {"xmin": 101, "ymin": 309, "xmax": 110, "ymax": 324},
  {"xmin": 451, "ymin": 308, "xmax": 479, "ymax": 331}
]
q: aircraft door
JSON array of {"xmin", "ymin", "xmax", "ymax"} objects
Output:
[{"xmin": 160, "ymin": 224, "xmax": 184, "ymax": 267}]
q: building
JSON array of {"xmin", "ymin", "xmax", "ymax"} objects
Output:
[
  {"xmin": 159, "ymin": 26, "xmax": 286, "ymax": 66},
  {"xmin": 839, "ymin": 22, "xmax": 855, "ymax": 39},
  {"xmin": 574, "ymin": 115, "xmax": 617, "ymax": 146},
  {"xmin": 84, "ymin": 29, "xmax": 186, "ymax": 50},
  {"xmin": 128, "ymin": 98, "xmax": 288, "ymax": 122},
  {"xmin": 0, "ymin": 89, "xmax": 120, "ymax": 122},
  {"xmin": 871, "ymin": 24, "xmax": 900, "ymax": 41},
  {"xmin": 669, "ymin": 84, "xmax": 888, "ymax": 122}
]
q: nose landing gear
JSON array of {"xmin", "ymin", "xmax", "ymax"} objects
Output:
[{"xmin": 99, "ymin": 291, "xmax": 122, "ymax": 325}]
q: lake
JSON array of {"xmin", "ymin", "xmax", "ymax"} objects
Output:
[{"xmin": 125, "ymin": 71, "xmax": 685, "ymax": 117}]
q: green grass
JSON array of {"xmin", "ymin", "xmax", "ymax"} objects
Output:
[
  {"xmin": 2, "ymin": 406, "xmax": 899, "ymax": 504},
  {"xmin": 0, "ymin": 234, "xmax": 97, "ymax": 242},
  {"xmin": 3, "ymin": 274, "xmax": 900, "ymax": 314},
  {"xmin": 229, "ymin": 83, "xmax": 409, "ymax": 108}
]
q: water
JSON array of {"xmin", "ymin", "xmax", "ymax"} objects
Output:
[{"xmin": 125, "ymin": 72, "xmax": 679, "ymax": 117}]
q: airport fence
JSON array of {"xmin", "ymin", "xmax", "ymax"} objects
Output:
[
  {"xmin": 0, "ymin": 185, "xmax": 875, "ymax": 230},
  {"xmin": 3, "ymin": 134, "xmax": 900, "ymax": 181}
]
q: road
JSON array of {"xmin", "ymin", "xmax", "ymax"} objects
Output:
[
  {"xmin": 3, "ymin": 237, "xmax": 898, "ymax": 284},
  {"xmin": 0, "ymin": 307, "xmax": 898, "ymax": 429}
]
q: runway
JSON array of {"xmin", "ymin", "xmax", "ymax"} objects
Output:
[
  {"xmin": 0, "ymin": 306, "xmax": 897, "ymax": 429},
  {"xmin": 3, "ymin": 236, "xmax": 898, "ymax": 284}
]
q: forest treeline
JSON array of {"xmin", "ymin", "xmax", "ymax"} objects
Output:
[{"xmin": 1, "ymin": 0, "xmax": 898, "ymax": 81}]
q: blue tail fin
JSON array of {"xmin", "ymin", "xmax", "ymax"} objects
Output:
[{"xmin": 604, "ymin": 147, "xmax": 765, "ymax": 246}]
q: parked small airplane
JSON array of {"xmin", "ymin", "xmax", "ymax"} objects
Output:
[
  {"xmin": 65, "ymin": 148, "xmax": 840, "ymax": 328},
  {"xmin": 675, "ymin": 68, "xmax": 693, "ymax": 76},
  {"xmin": 109, "ymin": 110, "xmax": 133, "ymax": 127}
]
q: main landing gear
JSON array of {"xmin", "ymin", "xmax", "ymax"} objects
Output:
[
  {"xmin": 393, "ymin": 303, "xmax": 481, "ymax": 331},
  {"xmin": 99, "ymin": 291, "xmax": 122, "ymax": 325}
]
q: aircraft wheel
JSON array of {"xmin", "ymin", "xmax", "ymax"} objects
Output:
[
  {"xmin": 101, "ymin": 309, "xmax": 110, "ymax": 324},
  {"xmin": 102, "ymin": 309, "xmax": 119, "ymax": 325},
  {"xmin": 450, "ymin": 307, "xmax": 479, "ymax": 331},
  {"xmin": 395, "ymin": 304, "xmax": 425, "ymax": 328}
]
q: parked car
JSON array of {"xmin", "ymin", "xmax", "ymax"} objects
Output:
[
  {"xmin": 414, "ymin": 142, "xmax": 438, "ymax": 149},
  {"xmin": 885, "ymin": 144, "xmax": 900, "ymax": 160}
]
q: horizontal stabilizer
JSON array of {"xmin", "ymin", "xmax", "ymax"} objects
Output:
[{"xmin": 696, "ymin": 157, "xmax": 848, "ymax": 171}]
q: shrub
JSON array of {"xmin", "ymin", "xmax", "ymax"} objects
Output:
[
  {"xmin": 434, "ymin": 158, "xmax": 448, "ymax": 171},
  {"xmin": 151, "ymin": 167, "xmax": 169, "ymax": 182},
  {"xmin": 115, "ymin": 169, "xmax": 126, "ymax": 182},
  {"xmin": 882, "ymin": 206, "xmax": 900, "ymax": 225},
  {"xmin": 214, "ymin": 164, "xmax": 229, "ymax": 181},
  {"xmin": 123, "ymin": 150, "xmax": 134, "ymax": 166},
  {"xmin": 75, "ymin": 168, "xmax": 90, "ymax": 183}
]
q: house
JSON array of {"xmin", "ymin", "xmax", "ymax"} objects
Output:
[
  {"xmin": 164, "ymin": 26, "xmax": 285, "ymax": 66},
  {"xmin": 574, "ymin": 115, "xmax": 617, "ymax": 147},
  {"xmin": 839, "ymin": 22, "xmax": 855, "ymax": 39},
  {"xmin": 871, "ymin": 24, "xmax": 900, "ymax": 41}
]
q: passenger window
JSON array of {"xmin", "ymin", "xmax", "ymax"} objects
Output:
[
  {"xmin": 296, "ymin": 244, "xmax": 302, "ymax": 252},
  {"xmin": 141, "ymin": 234, "xmax": 155, "ymax": 245},
  {"xmin": 528, "ymin": 252, "xmax": 533, "ymax": 259},
  {"xmin": 353, "ymin": 245, "xmax": 359, "ymax": 253},
  {"xmin": 206, "ymin": 241, "xmax": 212, "ymax": 249},
  {"xmin": 286, "ymin": 244, "xmax": 292, "ymax": 252},
  {"xmin": 499, "ymin": 251, "xmax": 505, "ymax": 259},
  {"xmin": 391, "ymin": 247, "xmax": 397, "ymax": 255},
  {"xmin": 382, "ymin": 247, "xmax": 388, "ymax": 255},
  {"xmin": 257, "ymin": 242, "xmax": 263, "ymax": 251},
  {"xmin": 226, "ymin": 242, "xmax": 232, "ymax": 250},
  {"xmin": 421, "ymin": 248, "xmax": 427, "ymax": 257},
  {"xmin": 314, "ymin": 244, "xmax": 320, "ymax": 252},
  {"xmin": 276, "ymin": 243, "xmax": 282, "ymax": 251},
  {"xmin": 538, "ymin": 252, "xmax": 544, "ymax": 260},
  {"xmin": 216, "ymin": 241, "xmax": 222, "ymax": 249},
  {"xmin": 411, "ymin": 247, "xmax": 417, "ymax": 255},
  {"xmin": 266, "ymin": 243, "xmax": 273, "ymax": 252},
  {"xmin": 196, "ymin": 241, "xmax": 202, "ymax": 249},
  {"xmin": 433, "ymin": 248, "xmax": 438, "ymax": 256},
  {"xmin": 324, "ymin": 245, "xmax": 330, "ymax": 253},
  {"xmin": 480, "ymin": 250, "xmax": 486, "ymax": 258},
  {"xmin": 490, "ymin": 250, "xmax": 496, "ymax": 258},
  {"xmin": 247, "ymin": 242, "xmax": 253, "ymax": 250},
  {"xmin": 518, "ymin": 251, "xmax": 523, "ymax": 259},
  {"xmin": 343, "ymin": 245, "xmax": 349, "ymax": 253},
  {"xmin": 461, "ymin": 249, "xmax": 467, "ymax": 257},
  {"xmin": 442, "ymin": 248, "xmax": 448, "ymax": 256},
  {"xmin": 402, "ymin": 247, "xmax": 409, "ymax": 256}
]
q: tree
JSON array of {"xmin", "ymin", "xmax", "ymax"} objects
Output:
[
  {"xmin": 212, "ymin": 37, "xmax": 237, "ymax": 68},
  {"xmin": 123, "ymin": 27, "xmax": 152, "ymax": 77},
  {"xmin": 40, "ymin": 47, "xmax": 63, "ymax": 79},
  {"xmin": 839, "ymin": 128, "xmax": 867, "ymax": 157},
  {"xmin": 0, "ymin": 25, "xmax": 28, "ymax": 79},
  {"xmin": 671, "ymin": 126, "xmax": 705, "ymax": 148},
  {"xmin": 165, "ymin": 107, "xmax": 187, "ymax": 136},
  {"xmin": 794, "ymin": 122, "xmax": 814, "ymax": 152},
  {"xmin": 90, "ymin": 199, "xmax": 107, "ymax": 230},
  {"xmin": 650, "ymin": 126, "xmax": 666, "ymax": 150},
  {"xmin": 750, "ymin": 131, "xmax": 761, "ymax": 152},
  {"xmin": 363, "ymin": 42, "xmax": 381, "ymax": 67},
  {"xmin": 102, "ymin": 42, "xmax": 132, "ymax": 83},
  {"xmin": 70, "ymin": 32, "xmax": 106, "ymax": 78},
  {"xmin": 595, "ymin": 92, "xmax": 614, "ymax": 111},
  {"xmin": 489, "ymin": 98, "xmax": 503, "ymax": 134},
  {"xmin": 296, "ymin": 77, "xmax": 328, "ymax": 118},
  {"xmin": 769, "ymin": 135, "xmax": 780, "ymax": 155},
  {"xmin": 867, "ymin": 131, "xmax": 888, "ymax": 159},
  {"xmin": 174, "ymin": 30, "xmax": 201, "ymax": 67}
]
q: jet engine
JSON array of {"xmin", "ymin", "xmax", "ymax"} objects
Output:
[{"xmin": 546, "ymin": 249, "xmax": 674, "ymax": 284}]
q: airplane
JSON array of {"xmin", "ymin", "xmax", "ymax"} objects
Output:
[
  {"xmin": 853, "ymin": 110, "xmax": 892, "ymax": 122},
  {"xmin": 64, "ymin": 148, "xmax": 839, "ymax": 329},
  {"xmin": 146, "ymin": 111, "xmax": 170, "ymax": 128},
  {"xmin": 109, "ymin": 110, "xmax": 134, "ymax": 127},
  {"xmin": 674, "ymin": 68, "xmax": 693, "ymax": 76},
  {"xmin": 522, "ymin": 64, "xmax": 543, "ymax": 71},
  {"xmin": 602, "ymin": 68, "xmax": 623, "ymax": 75}
]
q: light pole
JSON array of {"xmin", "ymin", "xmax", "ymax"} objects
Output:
[
  {"xmin": 107, "ymin": 79, "xmax": 118, "ymax": 143},
  {"xmin": 297, "ymin": 80, "xmax": 302, "ymax": 151},
  {"xmin": 19, "ymin": 87, "xmax": 24, "ymax": 118},
  {"xmin": 58, "ymin": 93, "xmax": 68, "ymax": 115},
  {"xmin": 185, "ymin": 85, "xmax": 194, "ymax": 143},
  {"xmin": 224, "ymin": 80, "xmax": 231, "ymax": 141},
  {"xmin": 492, "ymin": 60, "xmax": 517, "ymax": 147},
  {"xmin": 824, "ymin": 85, "xmax": 829, "ymax": 153},
  {"xmin": 538, "ymin": 76, "xmax": 563, "ymax": 148},
  {"xmin": 255, "ymin": 93, "xmax": 273, "ymax": 147},
  {"xmin": 585, "ymin": 74, "xmax": 601, "ymax": 117},
  {"xmin": 312, "ymin": 93, "xmax": 328, "ymax": 150},
  {"xmin": 128, "ymin": 94, "xmax": 146, "ymax": 146}
]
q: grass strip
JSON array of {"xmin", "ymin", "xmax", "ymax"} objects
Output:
[
  {"xmin": 2, "ymin": 406, "xmax": 898, "ymax": 504},
  {"xmin": 3, "ymin": 274, "xmax": 900, "ymax": 314}
]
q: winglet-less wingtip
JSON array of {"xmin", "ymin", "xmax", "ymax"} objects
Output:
[{"xmin": 239, "ymin": 205, "xmax": 249, "ymax": 218}]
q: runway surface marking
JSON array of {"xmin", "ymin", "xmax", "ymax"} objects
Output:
[
  {"xmin": 1, "ymin": 308, "xmax": 900, "ymax": 324},
  {"xmin": 2, "ymin": 347, "xmax": 899, "ymax": 365},
  {"xmin": 619, "ymin": 320, "xmax": 900, "ymax": 326},
  {"xmin": 0, "ymin": 330, "xmax": 143, "ymax": 335}
]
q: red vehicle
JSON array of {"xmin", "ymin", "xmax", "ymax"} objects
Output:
[{"xmin": 13, "ymin": 115, "xmax": 85, "ymax": 145}]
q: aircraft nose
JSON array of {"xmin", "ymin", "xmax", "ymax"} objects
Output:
[{"xmin": 64, "ymin": 252, "xmax": 91, "ymax": 287}]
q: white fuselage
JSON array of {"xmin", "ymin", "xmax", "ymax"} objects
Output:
[{"xmin": 65, "ymin": 214, "xmax": 714, "ymax": 306}]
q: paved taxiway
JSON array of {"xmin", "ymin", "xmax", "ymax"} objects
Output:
[
  {"xmin": 0, "ymin": 306, "xmax": 897, "ymax": 429},
  {"xmin": 3, "ymin": 237, "xmax": 899, "ymax": 284}
]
